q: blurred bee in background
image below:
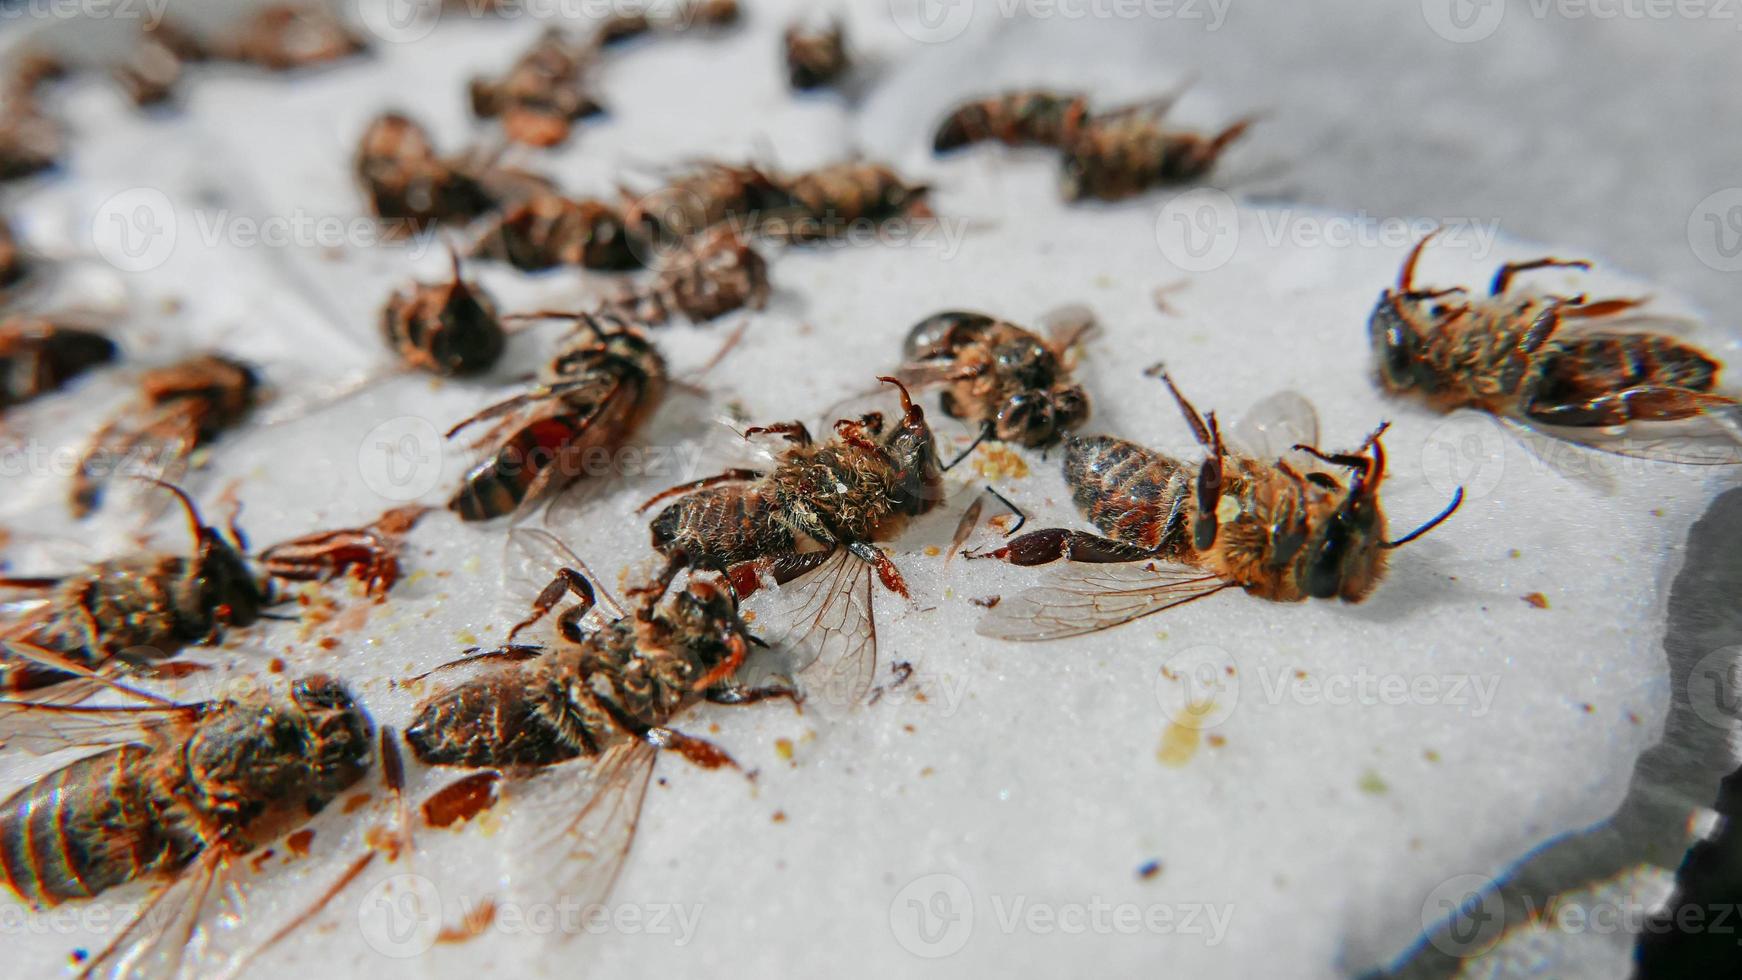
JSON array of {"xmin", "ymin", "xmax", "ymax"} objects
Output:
[
  {"xmin": 1060, "ymin": 106, "xmax": 1255, "ymax": 201},
  {"xmin": 447, "ymin": 314, "xmax": 667, "ymax": 521},
  {"xmin": 0, "ymin": 59, "xmax": 62, "ymax": 183},
  {"xmin": 470, "ymin": 191, "xmax": 640, "ymax": 272},
  {"xmin": 0, "ymin": 315, "xmax": 119, "ymax": 413},
  {"xmin": 113, "ymin": 19, "xmax": 209, "ymax": 108},
  {"xmin": 603, "ymin": 226, "xmax": 770, "ymax": 326},
  {"xmin": 404, "ymin": 530, "xmax": 790, "ymax": 922},
  {"xmin": 9, "ymin": 51, "xmax": 67, "ymax": 98},
  {"xmin": 0, "ymin": 672, "xmax": 389, "ymax": 977},
  {"xmin": 71, "ymin": 353, "xmax": 260, "ymax": 518},
  {"xmin": 596, "ymin": 0, "xmax": 742, "ymax": 45},
  {"xmin": 625, "ymin": 160, "xmax": 792, "ymax": 247},
  {"xmin": 1, "ymin": 483, "xmax": 265, "ymax": 696},
  {"xmin": 0, "ymin": 218, "xmax": 20, "ymax": 290},
  {"xmin": 971, "ymin": 370, "xmax": 1462, "ymax": 640},
  {"xmin": 213, "ymin": 3, "xmax": 369, "ymax": 71},
  {"xmin": 898, "ymin": 306, "xmax": 1094, "ymax": 465},
  {"xmin": 258, "ymin": 505, "xmax": 431, "ymax": 598},
  {"xmin": 933, "ymin": 90, "xmax": 1091, "ymax": 153},
  {"xmin": 636, "ymin": 378, "xmax": 943, "ymax": 698},
  {"xmin": 355, "ymin": 112, "xmax": 552, "ymax": 234},
  {"xmin": 784, "ymin": 18, "xmax": 849, "ymax": 91},
  {"xmin": 470, "ymin": 28, "xmax": 606, "ymax": 148},
  {"xmin": 766, "ymin": 161, "xmax": 931, "ymax": 243},
  {"xmin": 381, "ymin": 249, "xmax": 507, "ymax": 377},
  {"xmin": 1372, "ymin": 232, "xmax": 1742, "ymax": 463}
]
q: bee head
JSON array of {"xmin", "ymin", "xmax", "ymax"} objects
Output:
[
  {"xmin": 995, "ymin": 383, "xmax": 1090, "ymax": 447},
  {"xmin": 1369, "ymin": 292, "xmax": 1431, "ymax": 392},
  {"xmin": 877, "ymin": 376, "xmax": 945, "ymax": 514},
  {"xmin": 286, "ymin": 674, "xmax": 373, "ymax": 799},
  {"xmin": 149, "ymin": 480, "xmax": 268, "ymax": 628},
  {"xmin": 1299, "ymin": 426, "xmax": 1391, "ymax": 602}
]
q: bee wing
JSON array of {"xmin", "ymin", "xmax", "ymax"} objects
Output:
[
  {"xmin": 499, "ymin": 527, "xmax": 624, "ymax": 623},
  {"xmin": 80, "ymin": 849, "xmax": 242, "ymax": 980},
  {"xmin": 1039, "ymin": 303, "xmax": 1097, "ymax": 351},
  {"xmin": 753, "ymin": 548, "xmax": 877, "ymax": 703},
  {"xmin": 976, "ymin": 563, "xmax": 1233, "ymax": 641},
  {"xmin": 515, "ymin": 739, "xmax": 657, "ymax": 922},
  {"xmin": 1503, "ymin": 412, "xmax": 1742, "ymax": 466},
  {"xmin": 1228, "ymin": 390, "xmax": 1319, "ymax": 462},
  {"xmin": 0, "ymin": 696, "xmax": 198, "ymax": 754}
]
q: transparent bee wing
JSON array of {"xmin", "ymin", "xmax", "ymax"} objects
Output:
[
  {"xmin": 1228, "ymin": 390, "xmax": 1319, "ymax": 462},
  {"xmin": 1039, "ymin": 303, "xmax": 1097, "ymax": 351},
  {"xmin": 752, "ymin": 547, "xmax": 877, "ymax": 704},
  {"xmin": 499, "ymin": 527, "xmax": 623, "ymax": 625},
  {"xmin": 976, "ymin": 562, "xmax": 1233, "ymax": 641},
  {"xmin": 80, "ymin": 849, "xmax": 240, "ymax": 980},
  {"xmin": 1504, "ymin": 412, "xmax": 1742, "ymax": 466},
  {"xmin": 0, "ymin": 699, "xmax": 198, "ymax": 754},
  {"xmin": 512, "ymin": 738, "xmax": 657, "ymax": 926},
  {"xmin": 1549, "ymin": 311, "xmax": 1706, "ymax": 339}
]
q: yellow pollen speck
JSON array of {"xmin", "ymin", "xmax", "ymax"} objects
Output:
[
  {"xmin": 774, "ymin": 738, "xmax": 794, "ymax": 761},
  {"xmin": 1216, "ymin": 495, "xmax": 1241, "ymax": 523}
]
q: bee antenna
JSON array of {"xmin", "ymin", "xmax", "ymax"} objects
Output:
[
  {"xmin": 1400, "ymin": 228, "xmax": 1443, "ymax": 292},
  {"xmin": 227, "ymin": 497, "xmax": 249, "ymax": 552},
  {"xmin": 1383, "ymin": 486, "xmax": 1464, "ymax": 549},
  {"xmin": 877, "ymin": 375, "xmax": 916, "ymax": 414},
  {"xmin": 135, "ymin": 477, "xmax": 209, "ymax": 547}
]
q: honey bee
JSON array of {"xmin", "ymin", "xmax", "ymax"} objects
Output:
[
  {"xmin": 469, "ymin": 191, "xmax": 640, "ymax": 272},
  {"xmin": 0, "ymin": 100, "xmax": 60, "ymax": 184},
  {"xmin": 381, "ymin": 249, "xmax": 506, "ymax": 377},
  {"xmin": 71, "ymin": 353, "xmax": 260, "ymax": 518},
  {"xmin": 11, "ymin": 51, "xmax": 67, "ymax": 98},
  {"xmin": 898, "ymin": 306, "xmax": 1094, "ymax": 464},
  {"xmin": 470, "ymin": 28, "xmax": 605, "ymax": 148},
  {"xmin": 970, "ymin": 370, "xmax": 1463, "ymax": 639},
  {"xmin": 446, "ymin": 314, "xmax": 667, "ymax": 521},
  {"xmin": 933, "ymin": 90, "xmax": 1090, "ymax": 153},
  {"xmin": 404, "ymin": 530, "xmax": 789, "ymax": 918},
  {"xmin": 769, "ymin": 161, "xmax": 932, "ymax": 242},
  {"xmin": 1059, "ymin": 108, "xmax": 1255, "ymax": 201},
  {"xmin": 0, "ymin": 315, "xmax": 119, "ymax": 413},
  {"xmin": 784, "ymin": 19, "xmax": 849, "ymax": 91},
  {"xmin": 0, "ymin": 673, "xmax": 387, "ymax": 977},
  {"xmin": 626, "ymin": 161, "xmax": 792, "ymax": 246},
  {"xmin": 636, "ymin": 377, "xmax": 944, "ymax": 697},
  {"xmin": 258, "ymin": 505, "xmax": 431, "ymax": 598},
  {"xmin": 113, "ymin": 20, "xmax": 209, "ymax": 108},
  {"xmin": 355, "ymin": 112, "xmax": 551, "ymax": 234},
  {"xmin": 0, "ymin": 483, "xmax": 266, "ymax": 695},
  {"xmin": 214, "ymin": 3, "xmax": 369, "ymax": 71},
  {"xmin": 1372, "ymin": 232, "xmax": 1742, "ymax": 463},
  {"xmin": 602, "ymin": 225, "xmax": 770, "ymax": 326}
]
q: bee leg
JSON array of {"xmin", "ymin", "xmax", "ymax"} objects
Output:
[
  {"xmin": 966, "ymin": 528, "xmax": 1154, "ymax": 566},
  {"xmin": 508, "ymin": 567, "xmax": 597, "ymax": 643},
  {"xmin": 1491, "ymin": 257, "xmax": 1591, "ymax": 296},
  {"xmin": 1561, "ymin": 296, "xmax": 1651, "ymax": 320},
  {"xmin": 743, "ymin": 421, "xmax": 813, "ymax": 445},
  {"xmin": 409, "ymin": 644, "xmax": 544, "ymax": 681},
  {"xmin": 635, "ymin": 468, "xmax": 764, "ymax": 513},
  {"xmin": 642, "ymin": 725, "xmax": 743, "ymax": 772},
  {"xmin": 943, "ymin": 424, "xmax": 994, "ymax": 471},
  {"xmin": 707, "ymin": 681, "xmax": 803, "ymax": 708},
  {"xmin": 1526, "ymin": 386, "xmax": 1733, "ymax": 426},
  {"xmin": 1192, "ymin": 412, "xmax": 1225, "ymax": 551},
  {"xmin": 832, "ymin": 417, "xmax": 881, "ymax": 455},
  {"xmin": 844, "ymin": 540, "xmax": 911, "ymax": 598}
]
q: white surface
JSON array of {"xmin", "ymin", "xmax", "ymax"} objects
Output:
[{"xmin": 0, "ymin": 3, "xmax": 1733, "ymax": 978}]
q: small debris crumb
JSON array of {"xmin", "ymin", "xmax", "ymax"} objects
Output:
[
  {"xmin": 1357, "ymin": 770, "xmax": 1389, "ymax": 795},
  {"xmin": 1522, "ymin": 592, "xmax": 1549, "ymax": 609}
]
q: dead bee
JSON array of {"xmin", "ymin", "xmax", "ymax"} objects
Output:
[
  {"xmin": 898, "ymin": 307, "xmax": 1093, "ymax": 464},
  {"xmin": 71, "ymin": 353, "xmax": 260, "ymax": 518},
  {"xmin": 0, "ymin": 315, "xmax": 119, "ymax": 412},
  {"xmin": 214, "ymin": 3, "xmax": 369, "ymax": 71},
  {"xmin": 113, "ymin": 20, "xmax": 209, "ymax": 108},
  {"xmin": 470, "ymin": 191, "xmax": 640, "ymax": 271},
  {"xmin": 10, "ymin": 50, "xmax": 67, "ymax": 98},
  {"xmin": 933, "ymin": 90, "xmax": 1091, "ymax": 153},
  {"xmin": 767, "ymin": 161, "xmax": 931, "ymax": 242},
  {"xmin": 404, "ymin": 532, "xmax": 787, "ymax": 915},
  {"xmin": 784, "ymin": 19, "xmax": 849, "ymax": 91},
  {"xmin": 1372, "ymin": 232, "xmax": 1742, "ymax": 463},
  {"xmin": 355, "ymin": 111, "xmax": 551, "ymax": 234},
  {"xmin": 603, "ymin": 226, "xmax": 770, "ymax": 326},
  {"xmin": 470, "ymin": 28, "xmax": 605, "ymax": 148},
  {"xmin": 626, "ymin": 161, "xmax": 792, "ymax": 246},
  {"xmin": 635, "ymin": 377, "xmax": 944, "ymax": 697},
  {"xmin": 446, "ymin": 313, "xmax": 667, "ymax": 521},
  {"xmin": 0, "ymin": 673, "xmax": 384, "ymax": 977},
  {"xmin": 381, "ymin": 249, "xmax": 506, "ymax": 377},
  {"xmin": 0, "ymin": 483, "xmax": 266, "ymax": 695},
  {"xmin": 1059, "ymin": 108, "xmax": 1255, "ymax": 201},
  {"xmin": 259, "ymin": 505, "xmax": 431, "ymax": 598},
  {"xmin": 0, "ymin": 103, "xmax": 60, "ymax": 183},
  {"xmin": 970, "ymin": 370, "xmax": 1462, "ymax": 640}
]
